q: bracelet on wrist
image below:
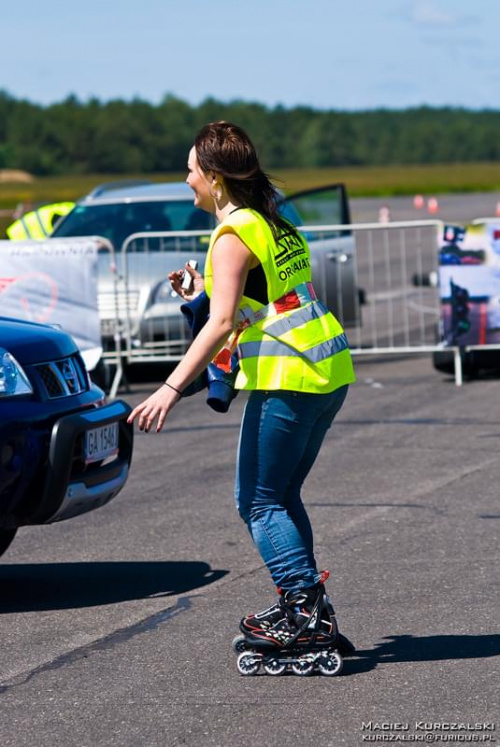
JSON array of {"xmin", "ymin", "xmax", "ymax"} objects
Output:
[{"xmin": 163, "ymin": 381, "xmax": 183, "ymax": 397}]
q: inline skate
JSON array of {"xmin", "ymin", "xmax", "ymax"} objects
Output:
[{"xmin": 233, "ymin": 574, "xmax": 351, "ymax": 676}]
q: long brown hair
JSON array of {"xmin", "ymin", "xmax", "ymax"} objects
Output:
[{"xmin": 194, "ymin": 121, "xmax": 299, "ymax": 241}]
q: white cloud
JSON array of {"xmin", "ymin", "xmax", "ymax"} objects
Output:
[{"xmin": 412, "ymin": 0, "xmax": 458, "ymax": 27}]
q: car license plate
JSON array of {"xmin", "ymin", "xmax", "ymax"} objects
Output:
[{"xmin": 85, "ymin": 422, "xmax": 119, "ymax": 464}]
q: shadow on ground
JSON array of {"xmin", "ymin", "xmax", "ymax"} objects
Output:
[
  {"xmin": 344, "ymin": 633, "xmax": 500, "ymax": 675},
  {"xmin": 0, "ymin": 561, "xmax": 228, "ymax": 613}
]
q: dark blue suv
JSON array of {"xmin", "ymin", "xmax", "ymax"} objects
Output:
[{"xmin": 0, "ymin": 317, "xmax": 133, "ymax": 557}]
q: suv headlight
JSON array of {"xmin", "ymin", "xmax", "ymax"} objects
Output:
[{"xmin": 0, "ymin": 348, "xmax": 33, "ymax": 397}]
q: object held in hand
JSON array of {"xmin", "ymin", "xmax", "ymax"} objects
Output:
[{"xmin": 181, "ymin": 260, "xmax": 199, "ymax": 291}]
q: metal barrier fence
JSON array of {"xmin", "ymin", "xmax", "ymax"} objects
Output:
[
  {"xmin": 298, "ymin": 220, "xmax": 462, "ymax": 385},
  {"xmin": 92, "ymin": 235, "xmax": 127, "ymax": 396},
  {"xmin": 99, "ymin": 230, "xmax": 212, "ymax": 397},
  {"xmin": 303, "ymin": 220, "xmax": 440, "ymax": 346},
  {"xmin": 98, "ymin": 221, "xmax": 465, "ymax": 398}
]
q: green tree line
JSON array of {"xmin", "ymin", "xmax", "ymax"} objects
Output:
[{"xmin": 1, "ymin": 91, "xmax": 499, "ymax": 176}]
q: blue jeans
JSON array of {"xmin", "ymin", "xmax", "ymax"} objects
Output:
[{"xmin": 235, "ymin": 385, "xmax": 348, "ymax": 592}]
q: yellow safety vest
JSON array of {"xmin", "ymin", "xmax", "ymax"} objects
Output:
[
  {"xmin": 6, "ymin": 202, "xmax": 74, "ymax": 240},
  {"xmin": 204, "ymin": 208, "xmax": 356, "ymax": 394}
]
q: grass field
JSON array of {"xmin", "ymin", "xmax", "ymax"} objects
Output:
[{"xmin": 2, "ymin": 162, "xmax": 500, "ymax": 235}]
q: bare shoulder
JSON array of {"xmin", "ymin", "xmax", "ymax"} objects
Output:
[
  {"xmin": 213, "ymin": 229, "xmax": 257, "ymax": 269},
  {"xmin": 213, "ymin": 230, "xmax": 249, "ymax": 251}
]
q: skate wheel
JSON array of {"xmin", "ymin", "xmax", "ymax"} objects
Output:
[
  {"xmin": 317, "ymin": 651, "xmax": 343, "ymax": 676},
  {"xmin": 291, "ymin": 658, "xmax": 314, "ymax": 676},
  {"xmin": 232, "ymin": 635, "xmax": 249, "ymax": 654},
  {"xmin": 263, "ymin": 658, "xmax": 286, "ymax": 676},
  {"xmin": 237, "ymin": 651, "xmax": 261, "ymax": 676}
]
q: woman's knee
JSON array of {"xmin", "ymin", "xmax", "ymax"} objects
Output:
[{"xmin": 235, "ymin": 496, "xmax": 280, "ymax": 526}]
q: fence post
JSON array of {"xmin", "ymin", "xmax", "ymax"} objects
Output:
[{"xmin": 453, "ymin": 348, "xmax": 463, "ymax": 387}]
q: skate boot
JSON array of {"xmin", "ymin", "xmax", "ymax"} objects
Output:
[
  {"xmin": 236, "ymin": 570, "xmax": 355, "ymax": 657},
  {"xmin": 322, "ymin": 589, "xmax": 356, "ymax": 657},
  {"xmin": 235, "ymin": 582, "xmax": 344, "ymax": 676}
]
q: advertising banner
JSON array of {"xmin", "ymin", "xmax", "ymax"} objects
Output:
[
  {"xmin": 438, "ymin": 222, "xmax": 500, "ymax": 347},
  {"xmin": 0, "ymin": 238, "xmax": 102, "ymax": 369}
]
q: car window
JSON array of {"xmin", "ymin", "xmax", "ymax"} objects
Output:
[
  {"xmin": 282, "ymin": 185, "xmax": 351, "ymax": 239},
  {"xmin": 283, "ymin": 186, "xmax": 347, "ymax": 226},
  {"xmin": 52, "ymin": 201, "xmax": 214, "ymax": 249}
]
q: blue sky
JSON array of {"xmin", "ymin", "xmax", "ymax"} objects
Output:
[{"xmin": 1, "ymin": 0, "xmax": 498, "ymax": 110}]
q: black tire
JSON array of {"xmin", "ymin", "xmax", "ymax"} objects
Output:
[
  {"xmin": 432, "ymin": 350, "xmax": 455, "ymax": 375},
  {"xmin": 432, "ymin": 350, "xmax": 479, "ymax": 377},
  {"xmin": 0, "ymin": 528, "xmax": 17, "ymax": 557},
  {"xmin": 90, "ymin": 359, "xmax": 113, "ymax": 392},
  {"xmin": 413, "ymin": 272, "xmax": 435, "ymax": 287}
]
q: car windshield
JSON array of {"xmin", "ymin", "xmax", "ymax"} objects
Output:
[{"xmin": 52, "ymin": 200, "xmax": 215, "ymax": 249}]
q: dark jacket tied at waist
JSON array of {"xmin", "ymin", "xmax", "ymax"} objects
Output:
[{"xmin": 180, "ymin": 291, "xmax": 238, "ymax": 413}]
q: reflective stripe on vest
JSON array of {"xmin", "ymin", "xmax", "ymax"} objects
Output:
[
  {"xmin": 35, "ymin": 209, "xmax": 49, "ymax": 236},
  {"xmin": 239, "ymin": 281, "xmax": 318, "ymax": 325},
  {"xmin": 238, "ymin": 331, "xmax": 350, "ymax": 363},
  {"xmin": 252, "ymin": 300, "xmax": 329, "ymax": 340},
  {"xmin": 24, "ymin": 213, "xmax": 47, "ymax": 238},
  {"xmin": 21, "ymin": 215, "xmax": 37, "ymax": 238}
]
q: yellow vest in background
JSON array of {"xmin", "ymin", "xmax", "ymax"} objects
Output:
[
  {"xmin": 6, "ymin": 202, "xmax": 74, "ymax": 240},
  {"xmin": 204, "ymin": 208, "xmax": 356, "ymax": 394}
]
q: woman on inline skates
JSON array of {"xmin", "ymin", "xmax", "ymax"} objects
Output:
[{"xmin": 128, "ymin": 121, "xmax": 356, "ymax": 675}]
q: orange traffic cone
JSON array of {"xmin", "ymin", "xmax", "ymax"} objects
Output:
[
  {"xmin": 428, "ymin": 197, "xmax": 439, "ymax": 214},
  {"xmin": 378, "ymin": 205, "xmax": 390, "ymax": 223}
]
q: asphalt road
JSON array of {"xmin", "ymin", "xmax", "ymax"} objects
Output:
[
  {"xmin": 2, "ymin": 359, "xmax": 499, "ymax": 746},
  {"xmin": 1, "ymin": 195, "xmax": 499, "ymax": 747}
]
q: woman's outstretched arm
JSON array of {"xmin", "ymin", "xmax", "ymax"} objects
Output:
[{"xmin": 127, "ymin": 233, "xmax": 253, "ymax": 432}]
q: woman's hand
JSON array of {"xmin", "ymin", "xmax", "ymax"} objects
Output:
[
  {"xmin": 127, "ymin": 383, "xmax": 181, "ymax": 433},
  {"xmin": 168, "ymin": 262, "xmax": 205, "ymax": 302}
]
